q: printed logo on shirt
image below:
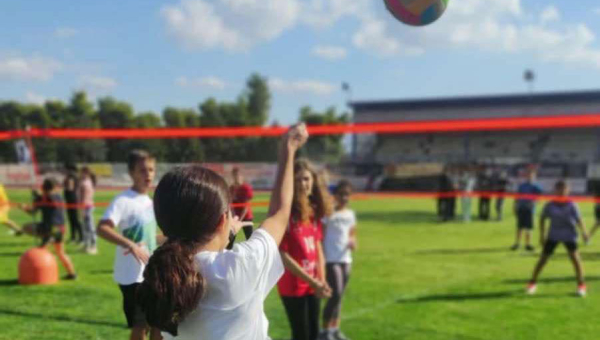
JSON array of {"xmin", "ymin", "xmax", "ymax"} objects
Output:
[{"xmin": 303, "ymin": 236, "xmax": 316, "ymax": 253}]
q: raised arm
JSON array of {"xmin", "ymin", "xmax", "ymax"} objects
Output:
[{"xmin": 260, "ymin": 124, "xmax": 308, "ymax": 245}]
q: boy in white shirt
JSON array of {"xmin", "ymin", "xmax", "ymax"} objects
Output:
[{"xmin": 97, "ymin": 150, "xmax": 162, "ymax": 340}]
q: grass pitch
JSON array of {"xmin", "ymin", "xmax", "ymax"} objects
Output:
[{"xmin": 0, "ymin": 189, "xmax": 598, "ymax": 339}]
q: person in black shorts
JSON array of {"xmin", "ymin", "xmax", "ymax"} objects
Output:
[
  {"xmin": 20, "ymin": 178, "xmax": 77, "ymax": 280},
  {"xmin": 526, "ymin": 180, "xmax": 589, "ymax": 296}
]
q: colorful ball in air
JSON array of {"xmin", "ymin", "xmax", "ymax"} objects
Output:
[{"xmin": 384, "ymin": 0, "xmax": 449, "ymax": 27}]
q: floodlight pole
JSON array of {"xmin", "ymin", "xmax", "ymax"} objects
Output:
[{"xmin": 342, "ymin": 82, "xmax": 356, "ymax": 162}]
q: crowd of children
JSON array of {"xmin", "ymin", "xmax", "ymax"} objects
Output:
[{"xmin": 4, "ymin": 125, "xmax": 600, "ymax": 339}]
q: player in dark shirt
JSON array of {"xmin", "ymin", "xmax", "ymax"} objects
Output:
[
  {"xmin": 64, "ymin": 163, "xmax": 83, "ymax": 243},
  {"xmin": 20, "ymin": 178, "xmax": 77, "ymax": 280}
]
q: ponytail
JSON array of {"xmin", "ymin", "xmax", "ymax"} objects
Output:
[{"xmin": 137, "ymin": 239, "xmax": 204, "ymax": 336}]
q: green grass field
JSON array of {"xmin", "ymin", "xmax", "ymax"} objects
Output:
[{"xmin": 1, "ymin": 189, "xmax": 599, "ymax": 339}]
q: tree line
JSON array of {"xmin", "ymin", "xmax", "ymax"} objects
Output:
[{"xmin": 0, "ymin": 74, "xmax": 348, "ymax": 164}]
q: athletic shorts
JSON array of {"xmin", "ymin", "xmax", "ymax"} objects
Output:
[
  {"xmin": 119, "ymin": 283, "xmax": 147, "ymax": 328},
  {"xmin": 543, "ymin": 240, "xmax": 578, "ymax": 255},
  {"xmin": 516, "ymin": 208, "xmax": 534, "ymax": 230},
  {"xmin": 36, "ymin": 223, "xmax": 65, "ymax": 245},
  {"xmin": 595, "ymin": 204, "xmax": 600, "ymax": 222}
]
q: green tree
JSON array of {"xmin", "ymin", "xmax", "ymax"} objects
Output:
[
  {"xmin": 97, "ymin": 97, "xmax": 135, "ymax": 162},
  {"xmin": 130, "ymin": 112, "xmax": 166, "ymax": 161},
  {"xmin": 57, "ymin": 92, "xmax": 106, "ymax": 163},
  {"xmin": 299, "ymin": 106, "xmax": 349, "ymax": 162},
  {"xmin": 163, "ymin": 107, "xmax": 204, "ymax": 162}
]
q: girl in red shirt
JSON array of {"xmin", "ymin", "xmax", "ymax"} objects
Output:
[
  {"xmin": 278, "ymin": 159, "xmax": 333, "ymax": 340},
  {"xmin": 226, "ymin": 167, "xmax": 254, "ymax": 249}
]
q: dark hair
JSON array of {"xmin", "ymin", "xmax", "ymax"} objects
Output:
[
  {"xmin": 335, "ymin": 180, "xmax": 353, "ymax": 196},
  {"xmin": 292, "ymin": 159, "xmax": 333, "ymax": 223},
  {"xmin": 137, "ymin": 165, "xmax": 231, "ymax": 336},
  {"xmin": 555, "ymin": 179, "xmax": 568, "ymax": 190},
  {"xmin": 128, "ymin": 149, "xmax": 154, "ymax": 172},
  {"xmin": 42, "ymin": 177, "xmax": 58, "ymax": 192}
]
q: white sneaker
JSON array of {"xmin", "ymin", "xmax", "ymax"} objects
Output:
[
  {"xmin": 577, "ymin": 284, "xmax": 587, "ymax": 297},
  {"xmin": 526, "ymin": 283, "xmax": 537, "ymax": 295}
]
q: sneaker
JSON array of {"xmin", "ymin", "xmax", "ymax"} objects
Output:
[
  {"xmin": 525, "ymin": 245, "xmax": 535, "ymax": 252},
  {"xmin": 318, "ymin": 331, "xmax": 335, "ymax": 340},
  {"xmin": 526, "ymin": 282, "xmax": 537, "ymax": 295},
  {"xmin": 577, "ymin": 284, "xmax": 587, "ymax": 297},
  {"xmin": 333, "ymin": 330, "xmax": 351, "ymax": 340},
  {"xmin": 65, "ymin": 273, "xmax": 78, "ymax": 281},
  {"xmin": 510, "ymin": 244, "xmax": 519, "ymax": 251},
  {"xmin": 86, "ymin": 246, "xmax": 98, "ymax": 255}
]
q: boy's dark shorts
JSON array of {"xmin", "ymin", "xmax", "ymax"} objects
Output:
[
  {"xmin": 516, "ymin": 207, "xmax": 534, "ymax": 230},
  {"xmin": 119, "ymin": 283, "xmax": 147, "ymax": 328},
  {"xmin": 543, "ymin": 240, "xmax": 578, "ymax": 255},
  {"xmin": 595, "ymin": 204, "xmax": 600, "ymax": 222}
]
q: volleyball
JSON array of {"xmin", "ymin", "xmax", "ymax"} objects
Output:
[{"xmin": 384, "ymin": 0, "xmax": 449, "ymax": 27}]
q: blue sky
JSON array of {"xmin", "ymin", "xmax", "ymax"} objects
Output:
[{"xmin": 2, "ymin": 0, "xmax": 600, "ymax": 124}]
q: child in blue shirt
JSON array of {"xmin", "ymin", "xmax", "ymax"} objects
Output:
[{"xmin": 526, "ymin": 180, "xmax": 589, "ymax": 296}]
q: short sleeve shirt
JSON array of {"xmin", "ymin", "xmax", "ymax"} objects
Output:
[
  {"xmin": 163, "ymin": 229, "xmax": 283, "ymax": 340},
  {"xmin": 516, "ymin": 182, "xmax": 543, "ymax": 210},
  {"xmin": 543, "ymin": 201, "xmax": 582, "ymax": 242},
  {"xmin": 277, "ymin": 218, "xmax": 323, "ymax": 297},
  {"xmin": 102, "ymin": 189, "xmax": 157, "ymax": 285},
  {"xmin": 322, "ymin": 209, "xmax": 356, "ymax": 264},
  {"xmin": 231, "ymin": 183, "xmax": 254, "ymax": 220}
]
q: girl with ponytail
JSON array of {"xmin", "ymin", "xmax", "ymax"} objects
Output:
[{"xmin": 138, "ymin": 124, "xmax": 309, "ymax": 340}]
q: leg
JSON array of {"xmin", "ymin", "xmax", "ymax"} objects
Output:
[
  {"xmin": 307, "ymin": 295, "xmax": 320, "ymax": 340},
  {"xmin": 530, "ymin": 241, "xmax": 556, "ymax": 283},
  {"xmin": 567, "ymin": 247, "xmax": 585, "ymax": 285},
  {"xmin": 282, "ymin": 296, "xmax": 309, "ymax": 340},
  {"xmin": 130, "ymin": 326, "xmax": 146, "ymax": 340},
  {"xmin": 149, "ymin": 327, "xmax": 163, "ymax": 340},
  {"xmin": 323, "ymin": 264, "xmax": 343, "ymax": 329},
  {"xmin": 530, "ymin": 253, "xmax": 551, "ymax": 283},
  {"xmin": 84, "ymin": 208, "xmax": 97, "ymax": 250},
  {"xmin": 53, "ymin": 242, "xmax": 76, "ymax": 275},
  {"xmin": 67, "ymin": 208, "xmax": 78, "ymax": 241},
  {"xmin": 21, "ymin": 222, "xmax": 38, "ymax": 237},
  {"xmin": 514, "ymin": 228, "xmax": 522, "ymax": 246}
]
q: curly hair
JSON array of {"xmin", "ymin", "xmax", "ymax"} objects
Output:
[{"xmin": 291, "ymin": 159, "xmax": 333, "ymax": 223}]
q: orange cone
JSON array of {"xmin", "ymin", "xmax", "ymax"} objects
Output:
[{"xmin": 18, "ymin": 247, "xmax": 59, "ymax": 285}]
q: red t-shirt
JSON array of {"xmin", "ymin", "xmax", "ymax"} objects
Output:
[
  {"xmin": 277, "ymin": 218, "xmax": 323, "ymax": 297},
  {"xmin": 231, "ymin": 183, "xmax": 254, "ymax": 221}
]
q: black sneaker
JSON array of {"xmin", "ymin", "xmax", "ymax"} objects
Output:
[
  {"xmin": 525, "ymin": 245, "xmax": 535, "ymax": 252},
  {"xmin": 334, "ymin": 330, "xmax": 351, "ymax": 340},
  {"xmin": 65, "ymin": 273, "xmax": 78, "ymax": 280},
  {"xmin": 510, "ymin": 244, "xmax": 519, "ymax": 251}
]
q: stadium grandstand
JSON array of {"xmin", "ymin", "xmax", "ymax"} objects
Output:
[{"xmin": 351, "ymin": 90, "xmax": 600, "ymax": 194}]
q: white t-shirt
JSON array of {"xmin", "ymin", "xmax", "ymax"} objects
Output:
[
  {"xmin": 102, "ymin": 189, "xmax": 157, "ymax": 285},
  {"xmin": 163, "ymin": 229, "xmax": 283, "ymax": 340},
  {"xmin": 322, "ymin": 209, "xmax": 356, "ymax": 264}
]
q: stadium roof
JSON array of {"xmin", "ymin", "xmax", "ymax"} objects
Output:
[{"xmin": 350, "ymin": 89, "xmax": 600, "ymax": 112}]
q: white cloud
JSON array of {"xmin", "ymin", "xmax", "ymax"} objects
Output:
[
  {"xmin": 54, "ymin": 27, "xmax": 79, "ymax": 39},
  {"xmin": 269, "ymin": 78, "xmax": 336, "ymax": 95},
  {"xmin": 0, "ymin": 55, "xmax": 62, "ymax": 81},
  {"xmin": 161, "ymin": 0, "xmax": 300, "ymax": 51},
  {"xmin": 301, "ymin": 0, "xmax": 371, "ymax": 28},
  {"xmin": 79, "ymin": 75, "xmax": 117, "ymax": 93},
  {"xmin": 176, "ymin": 76, "xmax": 227, "ymax": 90},
  {"xmin": 25, "ymin": 91, "xmax": 47, "ymax": 105},
  {"xmin": 312, "ymin": 45, "xmax": 347, "ymax": 60},
  {"xmin": 540, "ymin": 6, "xmax": 560, "ymax": 24}
]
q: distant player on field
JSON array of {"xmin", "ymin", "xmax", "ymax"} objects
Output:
[
  {"xmin": 320, "ymin": 180, "xmax": 357, "ymax": 340},
  {"xmin": 226, "ymin": 167, "xmax": 254, "ymax": 249},
  {"xmin": 526, "ymin": 180, "xmax": 588, "ymax": 297},
  {"xmin": 511, "ymin": 168, "xmax": 543, "ymax": 251}
]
